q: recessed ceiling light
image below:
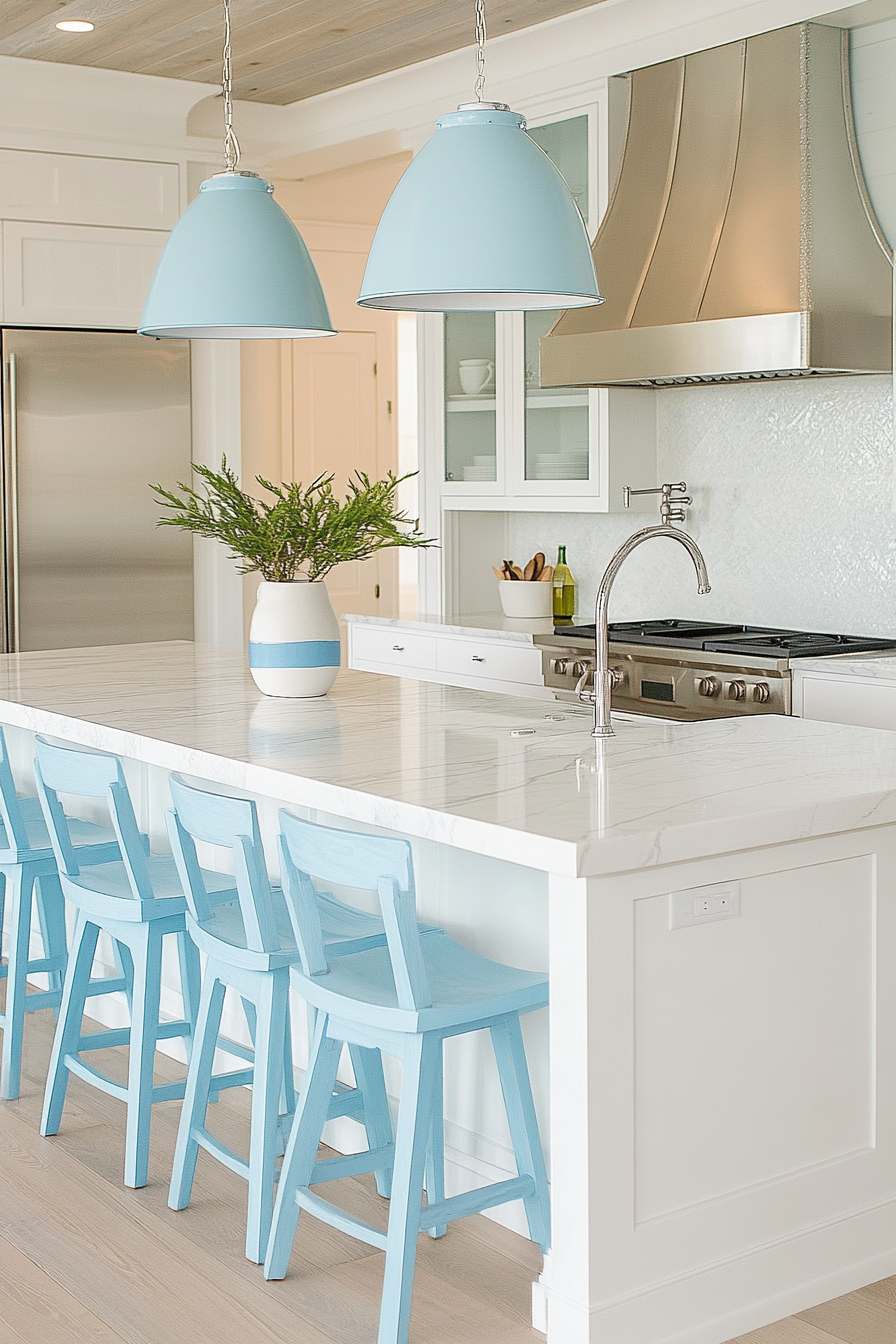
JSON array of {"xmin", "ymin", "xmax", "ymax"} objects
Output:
[{"xmin": 55, "ymin": 19, "xmax": 95, "ymax": 32}]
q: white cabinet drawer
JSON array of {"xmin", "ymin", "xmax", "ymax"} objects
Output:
[
  {"xmin": 800, "ymin": 675, "xmax": 896, "ymax": 730},
  {"xmin": 351, "ymin": 625, "xmax": 438, "ymax": 670},
  {"xmin": 436, "ymin": 639, "xmax": 543, "ymax": 686}
]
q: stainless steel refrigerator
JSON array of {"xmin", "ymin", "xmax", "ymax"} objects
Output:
[{"xmin": 1, "ymin": 328, "xmax": 194, "ymax": 653}]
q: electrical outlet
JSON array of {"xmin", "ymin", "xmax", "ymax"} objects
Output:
[{"xmin": 669, "ymin": 881, "xmax": 740, "ymax": 929}]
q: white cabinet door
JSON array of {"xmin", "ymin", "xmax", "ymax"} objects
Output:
[
  {"xmin": 0, "ymin": 149, "xmax": 179, "ymax": 230},
  {"xmin": 2, "ymin": 222, "xmax": 167, "ymax": 329}
]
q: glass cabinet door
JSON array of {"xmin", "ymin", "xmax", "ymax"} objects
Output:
[
  {"xmin": 444, "ymin": 312, "xmax": 497, "ymax": 484},
  {"xmin": 523, "ymin": 113, "xmax": 592, "ymax": 488}
]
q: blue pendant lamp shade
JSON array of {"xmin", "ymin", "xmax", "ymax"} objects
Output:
[
  {"xmin": 358, "ymin": 106, "xmax": 604, "ymax": 311},
  {"xmin": 139, "ymin": 174, "xmax": 335, "ymax": 339}
]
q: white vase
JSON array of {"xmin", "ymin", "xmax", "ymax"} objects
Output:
[{"xmin": 248, "ymin": 580, "xmax": 341, "ymax": 698}]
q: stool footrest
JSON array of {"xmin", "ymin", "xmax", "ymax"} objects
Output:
[
  {"xmin": 65, "ymin": 1053, "xmax": 128, "ymax": 1101},
  {"xmin": 156, "ymin": 1019, "xmax": 191, "ymax": 1041},
  {"xmin": 193, "ymin": 1127, "xmax": 251, "ymax": 1181},
  {"xmin": 418, "ymin": 1176, "xmax": 536, "ymax": 1231},
  {"xmin": 213, "ymin": 1036, "xmax": 255, "ymax": 1064},
  {"xmin": 84, "ymin": 976, "xmax": 129, "ymax": 998},
  {"xmin": 308, "ymin": 1144, "xmax": 395, "ymax": 1186},
  {"xmin": 209, "ymin": 1067, "xmax": 255, "ymax": 1094},
  {"xmin": 327, "ymin": 1082, "xmax": 366, "ymax": 1119},
  {"xmin": 0, "ymin": 987, "xmax": 62, "ymax": 1020},
  {"xmin": 79, "ymin": 1027, "xmax": 130, "ymax": 1051},
  {"xmin": 294, "ymin": 1187, "xmax": 388, "ymax": 1251}
]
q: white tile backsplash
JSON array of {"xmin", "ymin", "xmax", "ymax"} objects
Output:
[{"xmin": 510, "ymin": 375, "xmax": 896, "ymax": 635}]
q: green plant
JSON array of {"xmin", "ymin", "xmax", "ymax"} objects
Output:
[{"xmin": 152, "ymin": 459, "xmax": 433, "ymax": 583}]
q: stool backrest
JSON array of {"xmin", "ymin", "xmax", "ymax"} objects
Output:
[
  {"xmin": 33, "ymin": 737, "xmax": 151, "ymax": 898},
  {"xmin": 0, "ymin": 725, "xmax": 29, "ymax": 851},
  {"xmin": 278, "ymin": 811, "xmax": 432, "ymax": 1010},
  {"xmin": 167, "ymin": 773, "xmax": 281, "ymax": 954}
]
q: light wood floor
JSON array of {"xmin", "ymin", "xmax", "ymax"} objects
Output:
[{"xmin": 0, "ymin": 1007, "xmax": 894, "ymax": 1344}]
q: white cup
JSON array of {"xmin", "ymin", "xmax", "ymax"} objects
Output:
[{"xmin": 459, "ymin": 358, "xmax": 495, "ymax": 395}]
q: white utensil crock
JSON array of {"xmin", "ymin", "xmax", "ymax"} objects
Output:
[{"xmin": 248, "ymin": 580, "xmax": 341, "ymax": 697}]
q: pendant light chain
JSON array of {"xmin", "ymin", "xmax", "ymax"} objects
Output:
[
  {"xmin": 474, "ymin": 0, "xmax": 487, "ymax": 103},
  {"xmin": 222, "ymin": 0, "xmax": 241, "ymax": 173}
]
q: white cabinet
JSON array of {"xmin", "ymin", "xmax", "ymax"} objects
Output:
[
  {"xmin": 347, "ymin": 620, "xmax": 552, "ymax": 699},
  {"xmin": 1, "ymin": 221, "xmax": 167, "ymax": 328},
  {"xmin": 0, "ymin": 149, "xmax": 180, "ymax": 231},
  {"xmin": 419, "ymin": 103, "xmax": 657, "ymax": 517}
]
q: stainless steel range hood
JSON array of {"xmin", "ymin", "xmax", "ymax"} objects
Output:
[{"xmin": 540, "ymin": 23, "xmax": 893, "ymax": 388}]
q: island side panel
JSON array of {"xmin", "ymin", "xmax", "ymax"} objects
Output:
[{"xmin": 548, "ymin": 827, "xmax": 896, "ymax": 1344}]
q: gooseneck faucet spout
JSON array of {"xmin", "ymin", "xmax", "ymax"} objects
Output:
[{"xmin": 584, "ymin": 525, "xmax": 711, "ymax": 738}]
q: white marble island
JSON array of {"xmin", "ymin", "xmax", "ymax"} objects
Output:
[{"xmin": 4, "ymin": 641, "xmax": 896, "ymax": 1344}]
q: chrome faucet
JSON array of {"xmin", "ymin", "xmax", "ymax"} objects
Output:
[{"xmin": 580, "ymin": 525, "xmax": 711, "ymax": 738}]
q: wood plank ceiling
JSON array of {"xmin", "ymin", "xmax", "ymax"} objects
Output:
[{"xmin": 0, "ymin": 0, "xmax": 607, "ymax": 105}]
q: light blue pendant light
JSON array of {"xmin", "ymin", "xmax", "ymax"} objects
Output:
[
  {"xmin": 139, "ymin": 0, "xmax": 334, "ymax": 340},
  {"xmin": 358, "ymin": 0, "xmax": 604, "ymax": 312}
]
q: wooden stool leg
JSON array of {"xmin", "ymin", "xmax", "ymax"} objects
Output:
[
  {"xmin": 1, "ymin": 866, "xmax": 35, "ymax": 1100},
  {"xmin": 41, "ymin": 912, "xmax": 99, "ymax": 1136},
  {"xmin": 349, "ymin": 1044, "xmax": 395, "ymax": 1199},
  {"xmin": 123, "ymin": 923, "xmax": 163, "ymax": 1188},
  {"xmin": 378, "ymin": 1033, "xmax": 441, "ymax": 1344},
  {"xmin": 34, "ymin": 870, "xmax": 68, "ymax": 1000},
  {"xmin": 490, "ymin": 1014, "xmax": 551, "ymax": 1252},
  {"xmin": 264, "ymin": 1016, "xmax": 342, "ymax": 1282},
  {"xmin": 169, "ymin": 970, "xmax": 226, "ymax": 1212},
  {"xmin": 425, "ymin": 1039, "xmax": 446, "ymax": 1238},
  {"xmin": 176, "ymin": 928, "xmax": 201, "ymax": 1041},
  {"xmin": 245, "ymin": 971, "xmax": 289, "ymax": 1264}
]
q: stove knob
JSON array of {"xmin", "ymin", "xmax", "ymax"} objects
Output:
[
  {"xmin": 751, "ymin": 681, "xmax": 771, "ymax": 704},
  {"xmin": 572, "ymin": 661, "xmax": 589, "ymax": 677},
  {"xmin": 551, "ymin": 658, "xmax": 570, "ymax": 675},
  {"xmin": 695, "ymin": 676, "xmax": 720, "ymax": 698},
  {"xmin": 725, "ymin": 679, "xmax": 747, "ymax": 702}
]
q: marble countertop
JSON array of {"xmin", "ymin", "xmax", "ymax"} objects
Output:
[
  {"xmin": 4, "ymin": 642, "xmax": 896, "ymax": 879},
  {"xmin": 342, "ymin": 611, "xmax": 557, "ymax": 644},
  {"xmin": 794, "ymin": 652, "xmax": 896, "ymax": 680}
]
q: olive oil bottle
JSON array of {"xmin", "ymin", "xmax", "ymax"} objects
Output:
[{"xmin": 552, "ymin": 545, "xmax": 576, "ymax": 620}]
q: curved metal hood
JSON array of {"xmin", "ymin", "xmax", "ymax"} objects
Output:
[{"xmin": 540, "ymin": 23, "xmax": 893, "ymax": 388}]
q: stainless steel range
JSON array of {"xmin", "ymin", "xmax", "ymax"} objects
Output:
[{"xmin": 535, "ymin": 620, "xmax": 896, "ymax": 721}]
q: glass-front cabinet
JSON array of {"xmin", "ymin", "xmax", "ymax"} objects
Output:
[{"xmin": 423, "ymin": 98, "xmax": 656, "ymax": 516}]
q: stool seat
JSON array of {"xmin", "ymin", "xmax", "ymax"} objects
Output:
[
  {"xmin": 187, "ymin": 884, "xmax": 440, "ymax": 973},
  {"xmin": 65, "ymin": 855, "xmax": 236, "ymax": 924},
  {"xmin": 296, "ymin": 933, "xmax": 548, "ymax": 1033}
]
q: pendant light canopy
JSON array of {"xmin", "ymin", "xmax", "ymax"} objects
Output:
[
  {"xmin": 358, "ymin": 1, "xmax": 603, "ymax": 312},
  {"xmin": 139, "ymin": 0, "xmax": 334, "ymax": 340}
]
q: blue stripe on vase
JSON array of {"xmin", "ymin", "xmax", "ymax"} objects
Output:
[{"xmin": 249, "ymin": 640, "xmax": 341, "ymax": 669}]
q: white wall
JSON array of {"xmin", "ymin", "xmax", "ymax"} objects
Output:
[{"xmin": 508, "ymin": 19, "xmax": 896, "ymax": 636}]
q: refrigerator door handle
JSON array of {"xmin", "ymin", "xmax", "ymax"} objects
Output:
[{"xmin": 3, "ymin": 352, "xmax": 20, "ymax": 653}]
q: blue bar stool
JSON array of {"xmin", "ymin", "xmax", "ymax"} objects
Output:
[
  {"xmin": 33, "ymin": 737, "xmax": 239, "ymax": 1188},
  {"xmin": 265, "ymin": 812, "xmax": 550, "ymax": 1344},
  {"xmin": 0, "ymin": 726, "xmax": 119, "ymax": 1100},
  {"xmin": 165, "ymin": 773, "xmax": 442, "ymax": 1264}
]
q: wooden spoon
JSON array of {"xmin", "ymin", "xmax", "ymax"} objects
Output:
[
  {"xmin": 510, "ymin": 564, "xmax": 525, "ymax": 580},
  {"xmin": 502, "ymin": 561, "xmax": 520, "ymax": 580},
  {"xmin": 531, "ymin": 552, "xmax": 545, "ymax": 581},
  {"xmin": 493, "ymin": 566, "xmax": 506, "ymax": 580},
  {"xmin": 539, "ymin": 565, "xmax": 554, "ymax": 582},
  {"xmin": 523, "ymin": 556, "xmax": 537, "ymax": 581}
]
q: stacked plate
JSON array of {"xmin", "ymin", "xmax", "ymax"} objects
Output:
[
  {"xmin": 463, "ymin": 455, "xmax": 497, "ymax": 482},
  {"xmin": 529, "ymin": 451, "xmax": 588, "ymax": 481}
]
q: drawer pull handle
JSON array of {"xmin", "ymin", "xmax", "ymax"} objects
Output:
[
  {"xmin": 393, "ymin": 645, "xmax": 405, "ymax": 652},
  {"xmin": 472, "ymin": 655, "xmax": 486, "ymax": 663}
]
